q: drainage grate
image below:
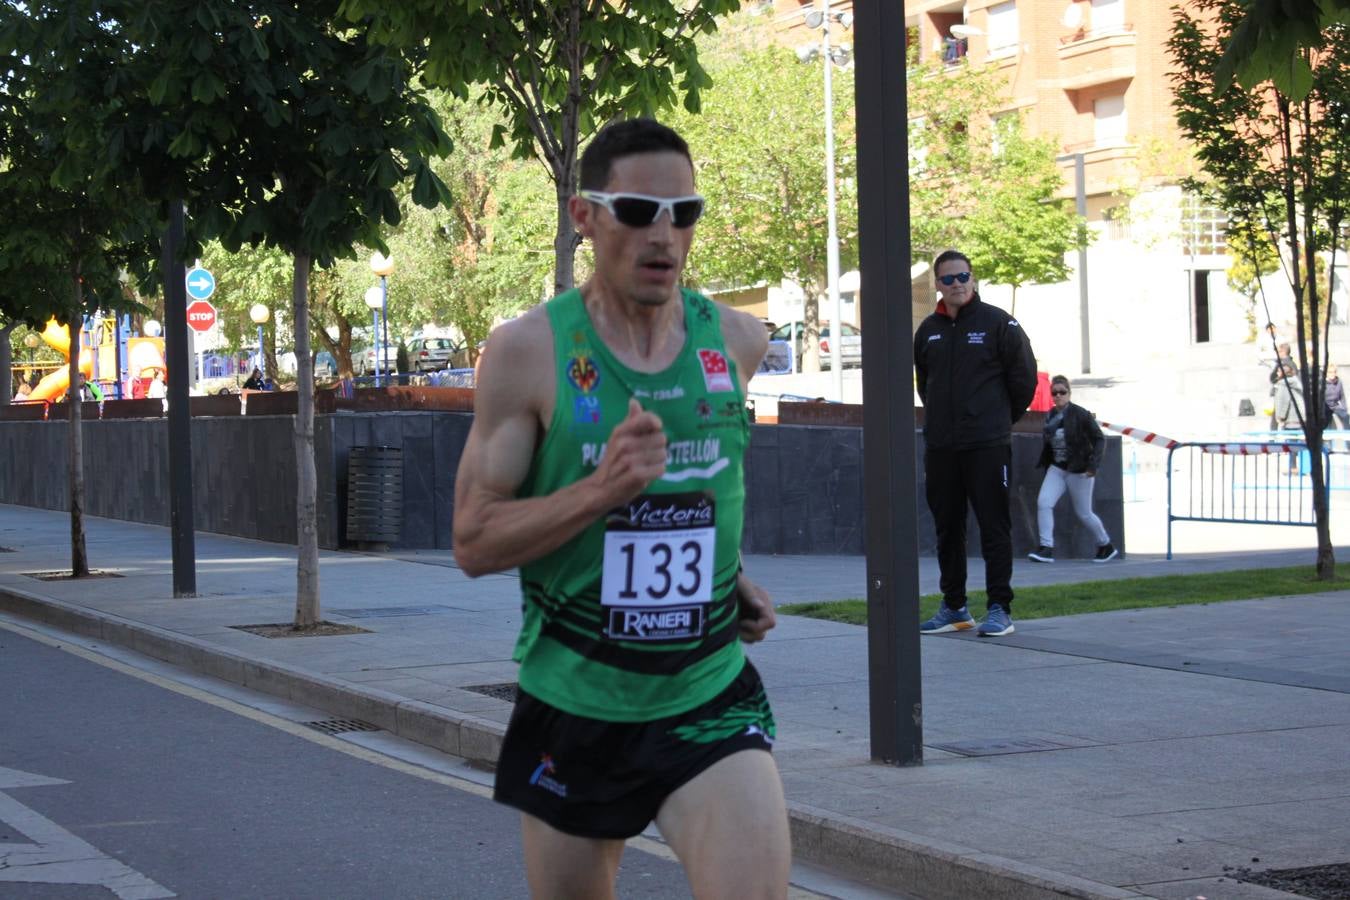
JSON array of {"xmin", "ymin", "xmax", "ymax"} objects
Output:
[
  {"xmin": 462, "ymin": 682, "xmax": 519, "ymax": 703},
  {"xmin": 23, "ymin": 570, "xmax": 123, "ymax": 580},
  {"xmin": 930, "ymin": 736, "xmax": 1086, "ymax": 757},
  {"xmin": 330, "ymin": 605, "xmax": 457, "ymax": 619},
  {"xmin": 304, "ymin": 718, "xmax": 381, "ymax": 736}
]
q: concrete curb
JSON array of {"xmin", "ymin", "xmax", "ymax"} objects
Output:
[{"xmin": 0, "ymin": 585, "xmax": 1147, "ymax": 900}]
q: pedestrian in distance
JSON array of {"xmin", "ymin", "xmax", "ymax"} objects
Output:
[
  {"xmin": 147, "ymin": 369, "xmax": 168, "ymax": 400},
  {"xmin": 242, "ymin": 367, "xmax": 265, "ymax": 391},
  {"xmin": 1271, "ymin": 343, "xmax": 1304, "ymax": 431},
  {"xmin": 1027, "ymin": 375, "xmax": 1118, "ymax": 564},
  {"xmin": 914, "ymin": 249, "xmax": 1038, "ymax": 638},
  {"xmin": 451, "ymin": 118, "xmax": 790, "ymax": 899}
]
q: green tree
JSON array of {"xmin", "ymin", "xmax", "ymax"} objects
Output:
[
  {"xmin": 192, "ymin": 4, "xmax": 451, "ymax": 627},
  {"xmin": 341, "ymin": 0, "xmax": 740, "ymax": 294},
  {"xmin": 906, "ymin": 58, "xmax": 1008, "ymax": 263},
  {"xmin": 0, "ymin": 0, "xmax": 158, "ymax": 577},
  {"xmin": 963, "ymin": 119, "xmax": 1090, "ymax": 316},
  {"xmin": 1216, "ymin": 0, "xmax": 1350, "ymax": 99},
  {"xmin": 1225, "ymin": 221, "xmax": 1282, "ymax": 342},
  {"xmin": 1171, "ymin": 0, "xmax": 1350, "ymax": 579},
  {"xmin": 669, "ymin": 45, "xmax": 857, "ymax": 374}
]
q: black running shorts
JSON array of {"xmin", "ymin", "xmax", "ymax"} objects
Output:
[{"xmin": 493, "ymin": 659, "xmax": 776, "ymax": 840}]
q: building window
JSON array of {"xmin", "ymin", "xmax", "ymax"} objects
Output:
[
  {"xmin": 1192, "ymin": 269, "xmax": 1215, "ymax": 344},
  {"xmin": 1181, "ymin": 194, "xmax": 1228, "ymax": 256},
  {"xmin": 990, "ymin": 112, "xmax": 1016, "ymax": 156},
  {"xmin": 1092, "ymin": 93, "xmax": 1127, "ymax": 145},
  {"xmin": 987, "ymin": 2, "xmax": 1018, "ymax": 56},
  {"xmin": 1090, "ymin": 0, "xmax": 1125, "ymax": 32}
]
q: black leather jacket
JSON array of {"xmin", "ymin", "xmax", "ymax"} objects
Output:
[{"xmin": 1037, "ymin": 402, "xmax": 1105, "ymax": 474}]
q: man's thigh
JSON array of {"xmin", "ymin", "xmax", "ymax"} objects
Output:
[
  {"xmin": 655, "ymin": 750, "xmax": 790, "ymax": 900},
  {"xmin": 520, "ymin": 813, "xmax": 626, "ymax": 900}
]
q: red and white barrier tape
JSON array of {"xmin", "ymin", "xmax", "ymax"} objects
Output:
[{"xmin": 1100, "ymin": 422, "xmax": 1300, "ymax": 455}]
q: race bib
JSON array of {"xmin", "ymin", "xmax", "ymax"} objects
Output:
[{"xmin": 601, "ymin": 492, "xmax": 715, "ymax": 640}]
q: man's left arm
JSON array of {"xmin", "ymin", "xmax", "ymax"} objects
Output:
[
  {"xmin": 1002, "ymin": 316, "xmax": 1038, "ymax": 423},
  {"xmin": 722, "ymin": 306, "xmax": 777, "ymax": 643}
]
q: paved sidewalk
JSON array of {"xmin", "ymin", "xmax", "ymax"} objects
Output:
[{"xmin": 3, "ymin": 503, "xmax": 1348, "ymax": 899}]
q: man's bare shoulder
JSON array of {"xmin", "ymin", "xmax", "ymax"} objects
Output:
[
  {"xmin": 475, "ymin": 306, "xmax": 555, "ymax": 414},
  {"xmin": 716, "ymin": 302, "xmax": 770, "ymax": 373}
]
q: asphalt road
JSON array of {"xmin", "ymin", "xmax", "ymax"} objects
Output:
[{"xmin": 0, "ymin": 625, "xmax": 693, "ymax": 899}]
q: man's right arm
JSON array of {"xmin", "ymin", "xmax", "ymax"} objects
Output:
[
  {"xmin": 452, "ymin": 314, "xmax": 668, "ymax": 577},
  {"xmin": 913, "ymin": 325, "xmax": 929, "ymax": 405}
]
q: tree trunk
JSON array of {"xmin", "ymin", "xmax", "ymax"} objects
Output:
[
  {"xmin": 67, "ymin": 270, "xmax": 89, "ymax": 578},
  {"xmin": 0, "ymin": 321, "xmax": 14, "ymax": 407},
  {"xmin": 554, "ymin": 184, "xmax": 576, "ymax": 295},
  {"xmin": 1010, "ymin": 284, "xmax": 1019, "ymax": 318},
  {"xmin": 801, "ymin": 284, "xmax": 822, "ymax": 374},
  {"xmin": 292, "ymin": 253, "xmax": 321, "ymax": 627}
]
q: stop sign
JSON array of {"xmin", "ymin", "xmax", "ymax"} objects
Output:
[{"xmin": 186, "ymin": 300, "xmax": 217, "ymax": 333}]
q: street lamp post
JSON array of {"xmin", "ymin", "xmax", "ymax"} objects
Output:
[
  {"xmin": 802, "ymin": 2, "xmax": 852, "ymax": 402},
  {"xmin": 1055, "ymin": 152, "xmax": 1090, "ymax": 374},
  {"xmin": 249, "ymin": 303, "xmax": 269, "ymax": 384},
  {"xmin": 364, "ymin": 286, "xmax": 384, "ymax": 387},
  {"xmin": 370, "ymin": 252, "xmax": 394, "ymax": 384}
]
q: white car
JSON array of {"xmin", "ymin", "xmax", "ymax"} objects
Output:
[{"xmin": 356, "ymin": 343, "xmax": 400, "ymax": 375}]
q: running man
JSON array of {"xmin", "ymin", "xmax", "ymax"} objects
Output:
[{"xmin": 452, "ymin": 118, "xmax": 790, "ymax": 899}]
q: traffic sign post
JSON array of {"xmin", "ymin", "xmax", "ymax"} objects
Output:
[
  {"xmin": 186, "ymin": 300, "xmax": 217, "ymax": 334},
  {"xmin": 185, "ymin": 267, "xmax": 215, "ymax": 301}
]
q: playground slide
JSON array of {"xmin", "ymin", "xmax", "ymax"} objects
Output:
[{"xmin": 28, "ymin": 319, "xmax": 92, "ymax": 403}]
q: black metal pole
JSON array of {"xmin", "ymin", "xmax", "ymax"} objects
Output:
[
  {"xmin": 162, "ymin": 199, "xmax": 196, "ymax": 597},
  {"xmin": 855, "ymin": 1, "xmax": 923, "ymax": 765}
]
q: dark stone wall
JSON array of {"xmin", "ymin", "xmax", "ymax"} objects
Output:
[{"xmin": 0, "ymin": 413, "xmax": 1123, "ymax": 558}]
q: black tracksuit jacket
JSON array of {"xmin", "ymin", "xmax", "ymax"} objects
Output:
[{"xmin": 913, "ymin": 294, "xmax": 1038, "ymax": 450}]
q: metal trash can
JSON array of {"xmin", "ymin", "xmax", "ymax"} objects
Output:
[{"xmin": 346, "ymin": 446, "xmax": 402, "ymax": 547}]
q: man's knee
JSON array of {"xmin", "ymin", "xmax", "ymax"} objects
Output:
[{"xmin": 657, "ymin": 751, "xmax": 790, "ymax": 898}]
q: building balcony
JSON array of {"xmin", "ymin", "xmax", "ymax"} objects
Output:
[
  {"xmin": 1056, "ymin": 27, "xmax": 1137, "ymax": 90},
  {"xmin": 1058, "ymin": 141, "xmax": 1139, "ymax": 198}
]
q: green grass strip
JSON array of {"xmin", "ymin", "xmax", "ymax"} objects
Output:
[{"xmin": 777, "ymin": 566, "xmax": 1349, "ymax": 626}]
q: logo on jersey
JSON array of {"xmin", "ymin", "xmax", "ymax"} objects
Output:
[
  {"xmin": 696, "ymin": 398, "xmax": 712, "ymax": 421},
  {"xmin": 573, "ymin": 395, "xmax": 601, "ymax": 425},
  {"xmin": 529, "ymin": 755, "xmax": 568, "ymax": 797},
  {"xmin": 566, "ymin": 355, "xmax": 600, "ymax": 393},
  {"xmin": 608, "ymin": 606, "xmax": 704, "ymax": 641},
  {"xmin": 697, "ymin": 349, "xmax": 733, "ymax": 393},
  {"xmin": 967, "ymin": 331, "xmax": 986, "ymax": 345}
]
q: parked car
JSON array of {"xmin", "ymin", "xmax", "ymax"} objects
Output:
[
  {"xmin": 278, "ymin": 350, "xmax": 338, "ymax": 379},
  {"xmin": 769, "ymin": 321, "xmax": 862, "ymax": 370},
  {"xmin": 355, "ymin": 343, "xmax": 400, "ymax": 376},
  {"xmin": 407, "ymin": 336, "xmax": 459, "ymax": 372}
]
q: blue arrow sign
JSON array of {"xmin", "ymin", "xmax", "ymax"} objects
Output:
[{"xmin": 185, "ymin": 267, "xmax": 216, "ymax": 301}]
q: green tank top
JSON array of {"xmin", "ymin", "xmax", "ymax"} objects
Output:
[{"xmin": 514, "ymin": 287, "xmax": 750, "ymax": 722}]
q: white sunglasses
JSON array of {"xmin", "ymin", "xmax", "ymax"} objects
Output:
[{"xmin": 578, "ymin": 190, "xmax": 705, "ymax": 228}]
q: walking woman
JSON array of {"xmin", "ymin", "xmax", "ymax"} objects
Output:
[{"xmin": 1028, "ymin": 375, "xmax": 1118, "ymax": 563}]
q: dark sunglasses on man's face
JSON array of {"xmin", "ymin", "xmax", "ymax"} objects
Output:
[
  {"xmin": 938, "ymin": 271, "xmax": 972, "ymax": 286},
  {"xmin": 1052, "ymin": 389, "xmax": 1069, "ymax": 396},
  {"xmin": 578, "ymin": 190, "xmax": 705, "ymax": 229}
]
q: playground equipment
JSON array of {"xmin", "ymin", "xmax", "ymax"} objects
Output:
[{"xmin": 24, "ymin": 316, "xmax": 166, "ymax": 402}]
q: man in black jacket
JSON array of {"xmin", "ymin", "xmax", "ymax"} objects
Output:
[{"xmin": 914, "ymin": 250, "xmax": 1038, "ymax": 637}]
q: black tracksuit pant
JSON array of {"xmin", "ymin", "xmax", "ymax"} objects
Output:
[{"xmin": 924, "ymin": 443, "xmax": 1014, "ymax": 612}]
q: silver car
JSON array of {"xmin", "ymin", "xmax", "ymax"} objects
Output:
[
  {"xmin": 407, "ymin": 337, "xmax": 458, "ymax": 372},
  {"xmin": 769, "ymin": 321, "xmax": 862, "ymax": 370}
]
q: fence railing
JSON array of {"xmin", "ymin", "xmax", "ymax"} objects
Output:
[{"xmin": 1166, "ymin": 440, "xmax": 1331, "ymax": 559}]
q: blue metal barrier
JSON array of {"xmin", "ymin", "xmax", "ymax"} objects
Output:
[{"xmin": 1166, "ymin": 440, "xmax": 1331, "ymax": 559}]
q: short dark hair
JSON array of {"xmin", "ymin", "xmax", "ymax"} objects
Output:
[
  {"xmin": 578, "ymin": 119, "xmax": 693, "ymax": 192},
  {"xmin": 1051, "ymin": 375, "xmax": 1071, "ymax": 391},
  {"xmin": 933, "ymin": 249, "xmax": 972, "ymax": 273}
]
